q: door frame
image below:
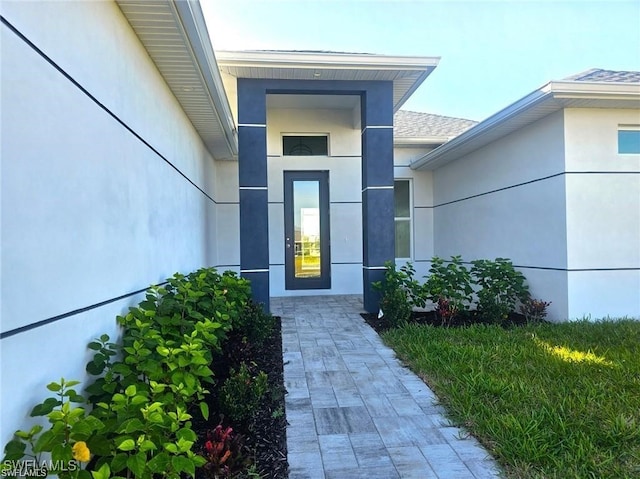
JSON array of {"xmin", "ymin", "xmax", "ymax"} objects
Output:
[{"xmin": 284, "ymin": 170, "xmax": 331, "ymax": 290}]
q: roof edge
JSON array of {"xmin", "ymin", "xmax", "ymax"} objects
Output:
[
  {"xmin": 545, "ymin": 80, "xmax": 640, "ymax": 97},
  {"xmin": 394, "ymin": 136, "xmax": 450, "ymax": 147},
  {"xmin": 216, "ymin": 50, "xmax": 441, "ymax": 70},
  {"xmin": 394, "ymin": 65, "xmax": 437, "ymax": 112},
  {"xmin": 173, "ymin": 0, "xmax": 238, "ymax": 157}
]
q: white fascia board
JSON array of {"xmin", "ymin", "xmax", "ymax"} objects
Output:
[
  {"xmin": 172, "ymin": 0, "xmax": 238, "ymax": 156},
  {"xmin": 545, "ymin": 80, "xmax": 640, "ymax": 98},
  {"xmin": 411, "ymin": 86, "xmax": 552, "ymax": 170},
  {"xmin": 394, "ymin": 137, "xmax": 448, "ymax": 147},
  {"xmin": 216, "ymin": 50, "xmax": 440, "ymax": 71}
]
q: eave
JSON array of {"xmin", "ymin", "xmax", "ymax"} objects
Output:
[
  {"xmin": 394, "ymin": 137, "xmax": 449, "ymax": 147},
  {"xmin": 216, "ymin": 50, "xmax": 440, "ymax": 112},
  {"xmin": 115, "ymin": 0, "xmax": 238, "ymax": 160},
  {"xmin": 411, "ymin": 81, "xmax": 640, "ymax": 170}
]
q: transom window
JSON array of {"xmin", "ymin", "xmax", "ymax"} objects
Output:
[
  {"xmin": 283, "ymin": 136, "xmax": 328, "ymax": 156},
  {"xmin": 618, "ymin": 127, "xmax": 640, "ymax": 154},
  {"xmin": 394, "ymin": 180, "xmax": 412, "ymax": 259}
]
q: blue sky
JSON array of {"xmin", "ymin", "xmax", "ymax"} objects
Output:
[{"xmin": 202, "ymin": 0, "xmax": 640, "ymax": 121}]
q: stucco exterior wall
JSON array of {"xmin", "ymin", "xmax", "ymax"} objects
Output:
[
  {"xmin": 213, "ymin": 160, "xmax": 241, "ymax": 271},
  {"xmin": 1, "ymin": 1, "xmax": 219, "ymax": 444},
  {"xmin": 431, "ymin": 110, "xmax": 569, "ymax": 320},
  {"xmin": 265, "ymin": 108, "xmax": 363, "ymax": 296},
  {"xmin": 563, "ymin": 108, "xmax": 640, "ymax": 319}
]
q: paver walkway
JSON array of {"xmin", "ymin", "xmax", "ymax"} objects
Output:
[{"xmin": 271, "ymin": 295, "xmax": 502, "ymax": 479}]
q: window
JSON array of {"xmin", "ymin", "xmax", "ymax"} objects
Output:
[
  {"xmin": 283, "ymin": 136, "xmax": 328, "ymax": 156},
  {"xmin": 394, "ymin": 180, "xmax": 412, "ymax": 259},
  {"xmin": 618, "ymin": 127, "xmax": 640, "ymax": 154}
]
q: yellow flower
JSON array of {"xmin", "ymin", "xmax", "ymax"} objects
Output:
[{"xmin": 72, "ymin": 441, "xmax": 91, "ymax": 462}]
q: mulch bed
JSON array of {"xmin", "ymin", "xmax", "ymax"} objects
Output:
[
  {"xmin": 361, "ymin": 310, "xmax": 529, "ymax": 334},
  {"xmin": 191, "ymin": 317, "xmax": 288, "ymax": 478}
]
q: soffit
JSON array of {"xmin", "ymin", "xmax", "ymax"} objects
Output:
[
  {"xmin": 115, "ymin": 0, "xmax": 237, "ymax": 160},
  {"xmin": 216, "ymin": 51, "xmax": 439, "ymax": 112},
  {"xmin": 267, "ymin": 94, "xmax": 361, "ymax": 110}
]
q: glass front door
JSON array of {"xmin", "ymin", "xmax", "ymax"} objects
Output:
[{"xmin": 284, "ymin": 171, "xmax": 331, "ymax": 290}]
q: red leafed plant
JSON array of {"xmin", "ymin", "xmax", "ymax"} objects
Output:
[
  {"xmin": 436, "ymin": 296, "xmax": 459, "ymax": 327},
  {"xmin": 201, "ymin": 422, "xmax": 249, "ymax": 478},
  {"xmin": 520, "ymin": 298, "xmax": 551, "ymax": 324}
]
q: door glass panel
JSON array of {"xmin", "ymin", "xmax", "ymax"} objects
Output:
[{"xmin": 293, "ymin": 180, "xmax": 321, "ymax": 278}]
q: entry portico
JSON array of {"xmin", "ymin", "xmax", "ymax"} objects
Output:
[{"xmin": 217, "ymin": 51, "xmax": 439, "ymax": 312}]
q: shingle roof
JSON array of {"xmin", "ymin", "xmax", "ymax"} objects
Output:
[
  {"xmin": 564, "ymin": 68, "xmax": 640, "ymax": 83},
  {"xmin": 394, "ymin": 110, "xmax": 477, "ymax": 138}
]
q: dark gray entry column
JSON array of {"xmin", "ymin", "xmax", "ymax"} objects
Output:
[
  {"xmin": 237, "ymin": 79, "xmax": 270, "ymax": 310},
  {"xmin": 361, "ymin": 83, "xmax": 395, "ymax": 312}
]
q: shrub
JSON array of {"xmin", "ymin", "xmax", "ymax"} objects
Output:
[
  {"xmin": 2, "ymin": 378, "xmax": 101, "ymax": 477},
  {"xmin": 423, "ymin": 256, "xmax": 473, "ymax": 318},
  {"xmin": 471, "ymin": 258, "xmax": 530, "ymax": 322},
  {"xmin": 520, "ymin": 298, "xmax": 551, "ymax": 323},
  {"xmin": 201, "ymin": 423, "xmax": 249, "ymax": 479},
  {"xmin": 372, "ymin": 262, "xmax": 422, "ymax": 328},
  {"xmin": 153, "ymin": 268, "xmax": 251, "ymax": 350},
  {"xmin": 233, "ymin": 301, "xmax": 276, "ymax": 347},
  {"xmin": 4, "ymin": 267, "xmax": 252, "ymax": 479},
  {"xmin": 4, "ymin": 377, "xmax": 205, "ymax": 479},
  {"xmin": 219, "ymin": 363, "xmax": 268, "ymax": 424},
  {"xmin": 435, "ymin": 297, "xmax": 458, "ymax": 327}
]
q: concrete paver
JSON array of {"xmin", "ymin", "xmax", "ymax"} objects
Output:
[{"xmin": 271, "ymin": 295, "xmax": 502, "ymax": 479}]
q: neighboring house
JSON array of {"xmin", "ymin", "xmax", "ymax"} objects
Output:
[{"xmin": 1, "ymin": 0, "xmax": 638, "ymax": 446}]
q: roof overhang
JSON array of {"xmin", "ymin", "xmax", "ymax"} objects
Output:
[
  {"xmin": 216, "ymin": 50, "xmax": 440, "ymax": 112},
  {"xmin": 115, "ymin": 0, "xmax": 238, "ymax": 160},
  {"xmin": 394, "ymin": 137, "xmax": 450, "ymax": 148},
  {"xmin": 412, "ymin": 80, "xmax": 640, "ymax": 170}
]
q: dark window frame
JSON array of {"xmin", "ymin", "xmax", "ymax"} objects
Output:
[{"xmin": 283, "ymin": 135, "xmax": 329, "ymax": 156}]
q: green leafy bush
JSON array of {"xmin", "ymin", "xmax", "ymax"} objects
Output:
[
  {"xmin": 233, "ymin": 301, "xmax": 276, "ymax": 347},
  {"xmin": 2, "ymin": 378, "xmax": 100, "ymax": 479},
  {"xmin": 219, "ymin": 363, "xmax": 268, "ymax": 424},
  {"xmin": 423, "ymin": 256, "xmax": 473, "ymax": 318},
  {"xmin": 471, "ymin": 258, "xmax": 530, "ymax": 322},
  {"xmin": 3, "ymin": 267, "xmax": 253, "ymax": 479},
  {"xmin": 372, "ymin": 262, "xmax": 423, "ymax": 328}
]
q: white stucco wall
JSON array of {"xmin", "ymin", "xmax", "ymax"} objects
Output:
[
  {"xmin": 213, "ymin": 160, "xmax": 240, "ymax": 271},
  {"xmin": 563, "ymin": 108, "xmax": 640, "ymax": 319},
  {"xmin": 1, "ymin": 1, "xmax": 219, "ymax": 444},
  {"xmin": 265, "ymin": 107, "xmax": 363, "ymax": 296},
  {"xmin": 431, "ymin": 110, "xmax": 569, "ymax": 320}
]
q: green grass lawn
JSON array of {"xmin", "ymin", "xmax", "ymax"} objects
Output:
[{"xmin": 382, "ymin": 320, "xmax": 640, "ymax": 479}]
